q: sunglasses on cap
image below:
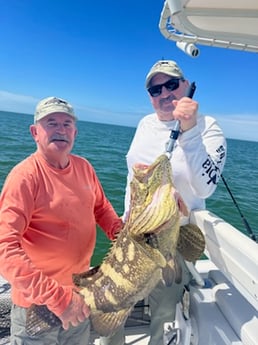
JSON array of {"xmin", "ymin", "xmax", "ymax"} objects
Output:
[{"xmin": 147, "ymin": 78, "xmax": 183, "ymax": 97}]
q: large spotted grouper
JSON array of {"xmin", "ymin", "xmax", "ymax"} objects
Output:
[{"xmin": 26, "ymin": 154, "xmax": 205, "ymax": 336}]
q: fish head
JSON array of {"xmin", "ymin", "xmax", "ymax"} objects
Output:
[{"xmin": 126, "ymin": 154, "xmax": 180, "ymax": 238}]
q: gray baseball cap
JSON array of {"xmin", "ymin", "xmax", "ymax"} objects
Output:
[
  {"xmin": 34, "ymin": 96, "xmax": 77, "ymax": 123},
  {"xmin": 145, "ymin": 60, "xmax": 184, "ymax": 88}
]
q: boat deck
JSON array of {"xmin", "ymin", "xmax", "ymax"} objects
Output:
[
  {"xmin": 90, "ymin": 326, "xmax": 150, "ymax": 345},
  {"xmin": 0, "ymin": 277, "xmax": 11, "ymax": 345}
]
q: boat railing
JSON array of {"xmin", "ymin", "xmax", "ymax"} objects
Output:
[{"xmin": 190, "ymin": 209, "xmax": 258, "ymax": 311}]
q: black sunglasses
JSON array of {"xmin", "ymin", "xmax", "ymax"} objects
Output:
[{"xmin": 147, "ymin": 78, "xmax": 183, "ymax": 97}]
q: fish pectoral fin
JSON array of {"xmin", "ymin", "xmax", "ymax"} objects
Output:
[
  {"xmin": 26, "ymin": 304, "xmax": 61, "ymax": 336},
  {"xmin": 177, "ymin": 224, "xmax": 205, "ymax": 262},
  {"xmin": 91, "ymin": 307, "xmax": 133, "ymax": 337}
]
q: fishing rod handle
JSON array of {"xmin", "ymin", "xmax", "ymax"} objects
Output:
[
  {"xmin": 170, "ymin": 82, "xmax": 196, "ymax": 139},
  {"xmin": 166, "ymin": 82, "xmax": 196, "ymax": 155},
  {"xmin": 186, "ymin": 81, "xmax": 196, "ymax": 99}
]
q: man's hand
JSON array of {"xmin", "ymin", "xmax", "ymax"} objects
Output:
[
  {"xmin": 172, "ymin": 97, "xmax": 198, "ymax": 132},
  {"xmin": 59, "ymin": 291, "xmax": 90, "ymax": 330}
]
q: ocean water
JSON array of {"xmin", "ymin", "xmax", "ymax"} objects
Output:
[{"xmin": 0, "ymin": 110, "xmax": 257, "ymax": 265}]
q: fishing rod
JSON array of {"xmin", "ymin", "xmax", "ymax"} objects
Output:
[
  {"xmin": 220, "ymin": 174, "xmax": 257, "ymax": 242},
  {"xmin": 164, "ymin": 82, "xmax": 206, "ymax": 287},
  {"xmin": 166, "ymin": 82, "xmax": 196, "ymax": 157}
]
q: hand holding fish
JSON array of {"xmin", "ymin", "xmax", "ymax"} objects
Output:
[
  {"xmin": 172, "ymin": 97, "xmax": 198, "ymax": 132},
  {"xmin": 59, "ymin": 290, "xmax": 90, "ymax": 330}
]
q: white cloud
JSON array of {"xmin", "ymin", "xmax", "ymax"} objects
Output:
[{"xmin": 0, "ymin": 90, "xmax": 37, "ymax": 114}]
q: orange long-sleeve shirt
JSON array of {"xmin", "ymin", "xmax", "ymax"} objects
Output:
[{"xmin": 0, "ymin": 152, "xmax": 122, "ymax": 316}]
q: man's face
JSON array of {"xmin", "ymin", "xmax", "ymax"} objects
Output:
[
  {"xmin": 148, "ymin": 73, "xmax": 188, "ymax": 121},
  {"xmin": 30, "ymin": 112, "xmax": 77, "ymax": 157}
]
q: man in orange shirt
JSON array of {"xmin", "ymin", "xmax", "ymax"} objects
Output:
[{"xmin": 0, "ymin": 96, "xmax": 123, "ymax": 344}]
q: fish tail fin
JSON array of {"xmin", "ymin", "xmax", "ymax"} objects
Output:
[{"xmin": 91, "ymin": 307, "xmax": 133, "ymax": 336}]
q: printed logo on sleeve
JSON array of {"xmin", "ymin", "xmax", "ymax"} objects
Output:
[{"xmin": 202, "ymin": 145, "xmax": 226, "ymax": 185}]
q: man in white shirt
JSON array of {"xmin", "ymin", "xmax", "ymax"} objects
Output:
[{"xmin": 100, "ymin": 60, "xmax": 227, "ymax": 345}]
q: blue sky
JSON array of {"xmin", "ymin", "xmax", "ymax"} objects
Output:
[{"xmin": 1, "ymin": 0, "xmax": 258, "ymax": 142}]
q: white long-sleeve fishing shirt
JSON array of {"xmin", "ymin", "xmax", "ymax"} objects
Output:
[{"xmin": 124, "ymin": 113, "xmax": 227, "ymax": 223}]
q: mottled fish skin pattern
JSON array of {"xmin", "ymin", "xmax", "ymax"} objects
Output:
[
  {"xmin": 26, "ymin": 154, "xmax": 183, "ymax": 337},
  {"xmin": 73, "ymin": 154, "xmax": 182, "ymax": 335}
]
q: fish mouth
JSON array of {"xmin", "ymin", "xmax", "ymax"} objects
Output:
[{"xmin": 133, "ymin": 158, "xmax": 164, "ymax": 182}]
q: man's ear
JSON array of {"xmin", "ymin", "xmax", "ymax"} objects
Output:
[{"xmin": 30, "ymin": 124, "xmax": 37, "ymax": 139}]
